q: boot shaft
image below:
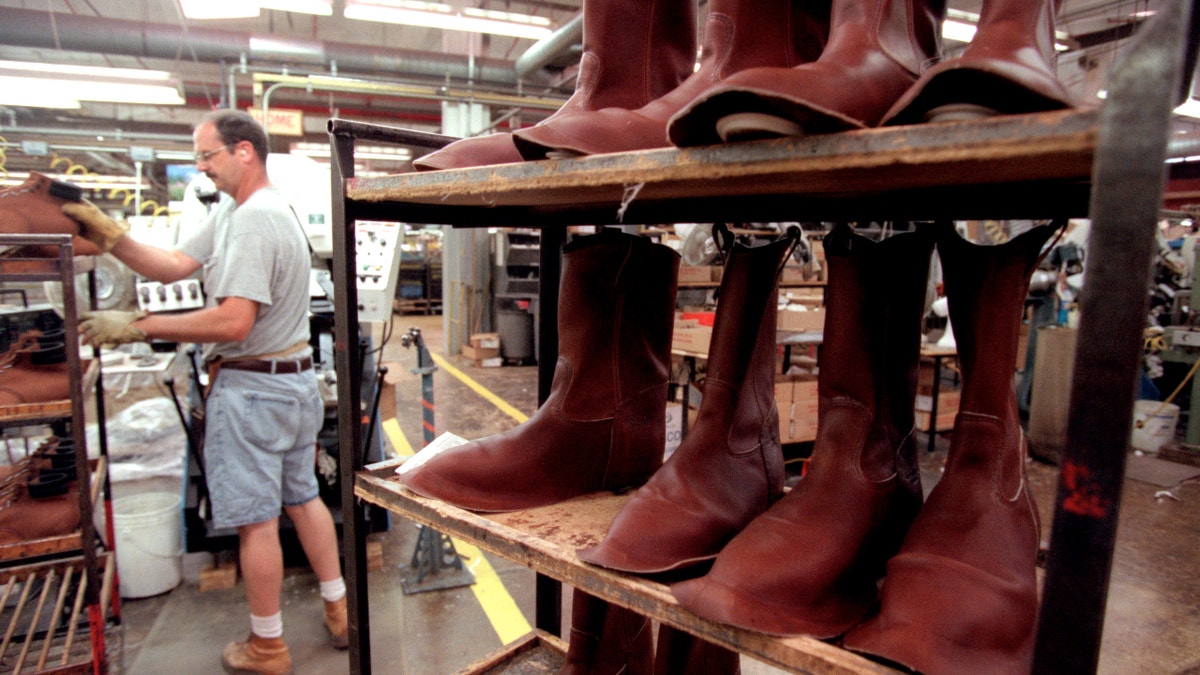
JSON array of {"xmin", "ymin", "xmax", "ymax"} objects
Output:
[
  {"xmin": 555, "ymin": 229, "xmax": 679, "ymax": 420},
  {"xmin": 561, "ymin": 590, "xmax": 653, "ymax": 675},
  {"xmin": 816, "ymin": 225, "xmax": 932, "ymax": 481},
  {"xmin": 569, "ymin": 0, "xmax": 697, "ymax": 113},
  {"xmin": 820, "ymin": 0, "xmax": 946, "ymax": 77},
  {"xmin": 702, "ymin": 0, "xmax": 831, "ymax": 82},
  {"xmin": 973, "ymin": 0, "xmax": 1063, "ymax": 67},
  {"xmin": 939, "ymin": 225, "xmax": 1057, "ymax": 417}
]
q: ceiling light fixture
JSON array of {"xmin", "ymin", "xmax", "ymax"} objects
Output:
[
  {"xmin": 1174, "ymin": 98, "xmax": 1200, "ymax": 119},
  {"xmin": 344, "ymin": 0, "xmax": 553, "ymax": 40},
  {"xmin": 0, "ymin": 61, "xmax": 185, "ymax": 108},
  {"xmin": 291, "ymin": 141, "xmax": 413, "ymax": 162},
  {"xmin": 179, "ymin": 0, "xmax": 333, "ymax": 19},
  {"xmin": 942, "ymin": 9, "xmax": 1070, "ymax": 49},
  {"xmin": 179, "ymin": 0, "xmax": 260, "ymax": 19},
  {"xmin": 0, "ymin": 172, "xmax": 149, "ymax": 192},
  {"xmin": 259, "ymin": 0, "xmax": 333, "ymax": 15}
]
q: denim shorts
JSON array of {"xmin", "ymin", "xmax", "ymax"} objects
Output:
[{"xmin": 203, "ymin": 362, "xmax": 325, "ymax": 529}]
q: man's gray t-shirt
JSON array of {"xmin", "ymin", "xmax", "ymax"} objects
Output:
[{"xmin": 176, "ymin": 186, "xmax": 310, "ymax": 362}]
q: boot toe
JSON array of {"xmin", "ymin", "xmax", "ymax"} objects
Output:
[{"xmin": 412, "ymin": 133, "xmax": 522, "ymax": 171}]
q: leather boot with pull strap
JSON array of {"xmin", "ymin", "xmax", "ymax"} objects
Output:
[
  {"xmin": 399, "ymin": 229, "xmax": 679, "ymax": 512},
  {"xmin": 579, "ymin": 225, "xmax": 799, "ymax": 573},
  {"xmin": 671, "ymin": 224, "xmax": 933, "ymax": 638}
]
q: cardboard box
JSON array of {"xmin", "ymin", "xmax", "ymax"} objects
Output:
[
  {"xmin": 462, "ymin": 343, "xmax": 501, "ymax": 361},
  {"xmin": 916, "ymin": 409, "xmax": 957, "ymax": 432},
  {"xmin": 915, "ymin": 390, "xmax": 961, "ymax": 414},
  {"xmin": 672, "ymin": 318, "xmax": 713, "ymax": 354},
  {"xmin": 470, "ymin": 332, "xmax": 500, "ymax": 349},
  {"xmin": 915, "ymin": 390, "xmax": 959, "ymax": 432},
  {"xmin": 778, "ymin": 376, "xmax": 818, "ymax": 443},
  {"xmin": 777, "ymin": 306, "xmax": 826, "ymax": 333},
  {"xmin": 779, "ymin": 265, "xmax": 808, "ymax": 285},
  {"xmin": 679, "ymin": 265, "xmax": 714, "ymax": 284}
]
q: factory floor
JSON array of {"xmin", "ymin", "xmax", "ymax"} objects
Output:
[{"xmin": 110, "ymin": 312, "xmax": 1200, "ymax": 675}]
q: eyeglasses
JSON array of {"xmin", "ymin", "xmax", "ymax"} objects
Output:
[{"xmin": 195, "ymin": 143, "xmax": 235, "ymax": 164}]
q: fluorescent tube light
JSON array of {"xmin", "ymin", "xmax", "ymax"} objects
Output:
[
  {"xmin": 259, "ymin": 0, "xmax": 333, "ymax": 15},
  {"xmin": 1175, "ymin": 99, "xmax": 1200, "ymax": 119},
  {"xmin": 0, "ymin": 61, "xmax": 185, "ymax": 107},
  {"xmin": 942, "ymin": 19, "xmax": 976, "ymax": 43},
  {"xmin": 291, "ymin": 141, "xmax": 412, "ymax": 162},
  {"xmin": 0, "ymin": 172, "xmax": 149, "ymax": 191},
  {"xmin": 344, "ymin": 0, "xmax": 553, "ymax": 40},
  {"xmin": 179, "ymin": 0, "xmax": 260, "ymax": 19}
]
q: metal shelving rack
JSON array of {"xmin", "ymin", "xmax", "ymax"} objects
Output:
[
  {"xmin": 329, "ymin": 2, "xmax": 1199, "ymax": 672},
  {"xmin": 0, "ymin": 234, "xmax": 118, "ymax": 674}
]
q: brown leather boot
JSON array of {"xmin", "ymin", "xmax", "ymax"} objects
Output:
[
  {"xmin": 843, "ymin": 224, "xmax": 1059, "ymax": 675},
  {"xmin": 0, "ymin": 477, "xmax": 80, "ymax": 544},
  {"xmin": 0, "ymin": 172, "xmax": 101, "ymax": 256},
  {"xmin": 323, "ymin": 596, "xmax": 348, "ymax": 649},
  {"xmin": 0, "ymin": 330, "xmax": 77, "ymax": 411},
  {"xmin": 221, "ymin": 634, "xmax": 293, "ymax": 675},
  {"xmin": 413, "ymin": 0, "xmax": 697, "ymax": 170},
  {"xmin": 669, "ymin": 0, "xmax": 946, "ymax": 146},
  {"xmin": 513, "ymin": 0, "xmax": 830, "ymax": 158},
  {"xmin": 671, "ymin": 225, "xmax": 933, "ymax": 638},
  {"xmin": 399, "ymin": 229, "xmax": 679, "ymax": 512},
  {"xmin": 654, "ymin": 624, "xmax": 741, "ymax": 675},
  {"xmin": 561, "ymin": 589, "xmax": 653, "ymax": 675},
  {"xmin": 882, "ymin": 0, "xmax": 1075, "ymax": 125},
  {"xmin": 578, "ymin": 226, "xmax": 798, "ymax": 573}
]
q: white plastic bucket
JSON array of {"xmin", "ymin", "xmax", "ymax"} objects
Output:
[
  {"xmin": 112, "ymin": 492, "xmax": 182, "ymax": 598},
  {"xmin": 1131, "ymin": 400, "xmax": 1180, "ymax": 454}
]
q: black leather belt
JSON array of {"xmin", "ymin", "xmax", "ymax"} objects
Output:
[{"xmin": 219, "ymin": 356, "xmax": 313, "ymax": 374}]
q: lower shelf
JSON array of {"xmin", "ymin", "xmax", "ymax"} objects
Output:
[
  {"xmin": 0, "ymin": 551, "xmax": 117, "ymax": 674},
  {"xmin": 0, "ymin": 457, "xmax": 108, "ymax": 563},
  {"xmin": 454, "ymin": 630, "xmax": 566, "ymax": 674},
  {"xmin": 355, "ymin": 461, "xmax": 898, "ymax": 675}
]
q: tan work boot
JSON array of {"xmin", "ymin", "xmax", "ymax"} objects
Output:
[
  {"xmin": 324, "ymin": 597, "xmax": 348, "ymax": 649},
  {"xmin": 221, "ymin": 634, "xmax": 292, "ymax": 675}
]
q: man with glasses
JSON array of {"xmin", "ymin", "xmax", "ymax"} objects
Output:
[{"xmin": 63, "ymin": 109, "xmax": 347, "ymax": 675}]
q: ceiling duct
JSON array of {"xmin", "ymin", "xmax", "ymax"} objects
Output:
[
  {"xmin": 0, "ymin": 7, "xmax": 533, "ymax": 88},
  {"xmin": 515, "ymin": 14, "xmax": 583, "ymax": 78}
]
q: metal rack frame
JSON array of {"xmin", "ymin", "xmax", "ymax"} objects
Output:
[
  {"xmin": 0, "ymin": 234, "xmax": 118, "ymax": 674},
  {"xmin": 330, "ymin": 2, "xmax": 1200, "ymax": 671}
]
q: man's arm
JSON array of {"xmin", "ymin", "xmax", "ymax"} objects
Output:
[
  {"xmin": 107, "ymin": 236, "xmax": 203, "ymax": 284},
  {"xmin": 133, "ymin": 296, "xmax": 258, "ymax": 344}
]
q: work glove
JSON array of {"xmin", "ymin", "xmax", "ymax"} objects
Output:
[
  {"xmin": 78, "ymin": 310, "xmax": 148, "ymax": 348},
  {"xmin": 61, "ymin": 201, "xmax": 128, "ymax": 253}
]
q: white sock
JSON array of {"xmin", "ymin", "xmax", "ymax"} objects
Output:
[
  {"xmin": 319, "ymin": 577, "xmax": 346, "ymax": 603},
  {"xmin": 249, "ymin": 612, "xmax": 284, "ymax": 639}
]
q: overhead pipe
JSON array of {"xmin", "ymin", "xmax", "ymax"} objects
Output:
[
  {"xmin": 515, "ymin": 14, "xmax": 583, "ymax": 78},
  {"xmin": 0, "ymin": 7, "xmax": 535, "ymax": 89}
]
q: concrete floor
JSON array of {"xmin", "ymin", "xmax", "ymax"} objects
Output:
[{"xmin": 109, "ymin": 311, "xmax": 1200, "ymax": 675}]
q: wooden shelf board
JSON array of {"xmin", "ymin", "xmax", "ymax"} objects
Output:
[
  {"xmin": 453, "ymin": 630, "xmax": 566, "ymax": 675},
  {"xmin": 0, "ymin": 457, "xmax": 107, "ymax": 563},
  {"xmin": 356, "ymin": 466, "xmax": 899, "ymax": 675},
  {"xmin": 345, "ymin": 109, "xmax": 1096, "ymax": 225}
]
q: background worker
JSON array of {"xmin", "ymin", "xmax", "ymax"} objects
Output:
[{"xmin": 63, "ymin": 108, "xmax": 346, "ymax": 675}]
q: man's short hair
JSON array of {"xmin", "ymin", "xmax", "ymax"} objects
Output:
[{"xmin": 199, "ymin": 109, "xmax": 269, "ymax": 165}]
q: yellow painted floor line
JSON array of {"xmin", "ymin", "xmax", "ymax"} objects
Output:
[
  {"xmin": 382, "ymin": 418, "xmax": 413, "ymax": 457},
  {"xmin": 381, "ymin": 358, "xmax": 533, "ymax": 644},
  {"xmin": 429, "ymin": 351, "xmax": 529, "ymax": 424},
  {"xmin": 454, "ymin": 538, "xmax": 533, "ymax": 644}
]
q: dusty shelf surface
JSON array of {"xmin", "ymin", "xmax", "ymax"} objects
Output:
[{"xmin": 357, "ymin": 462, "xmax": 900, "ymax": 675}]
